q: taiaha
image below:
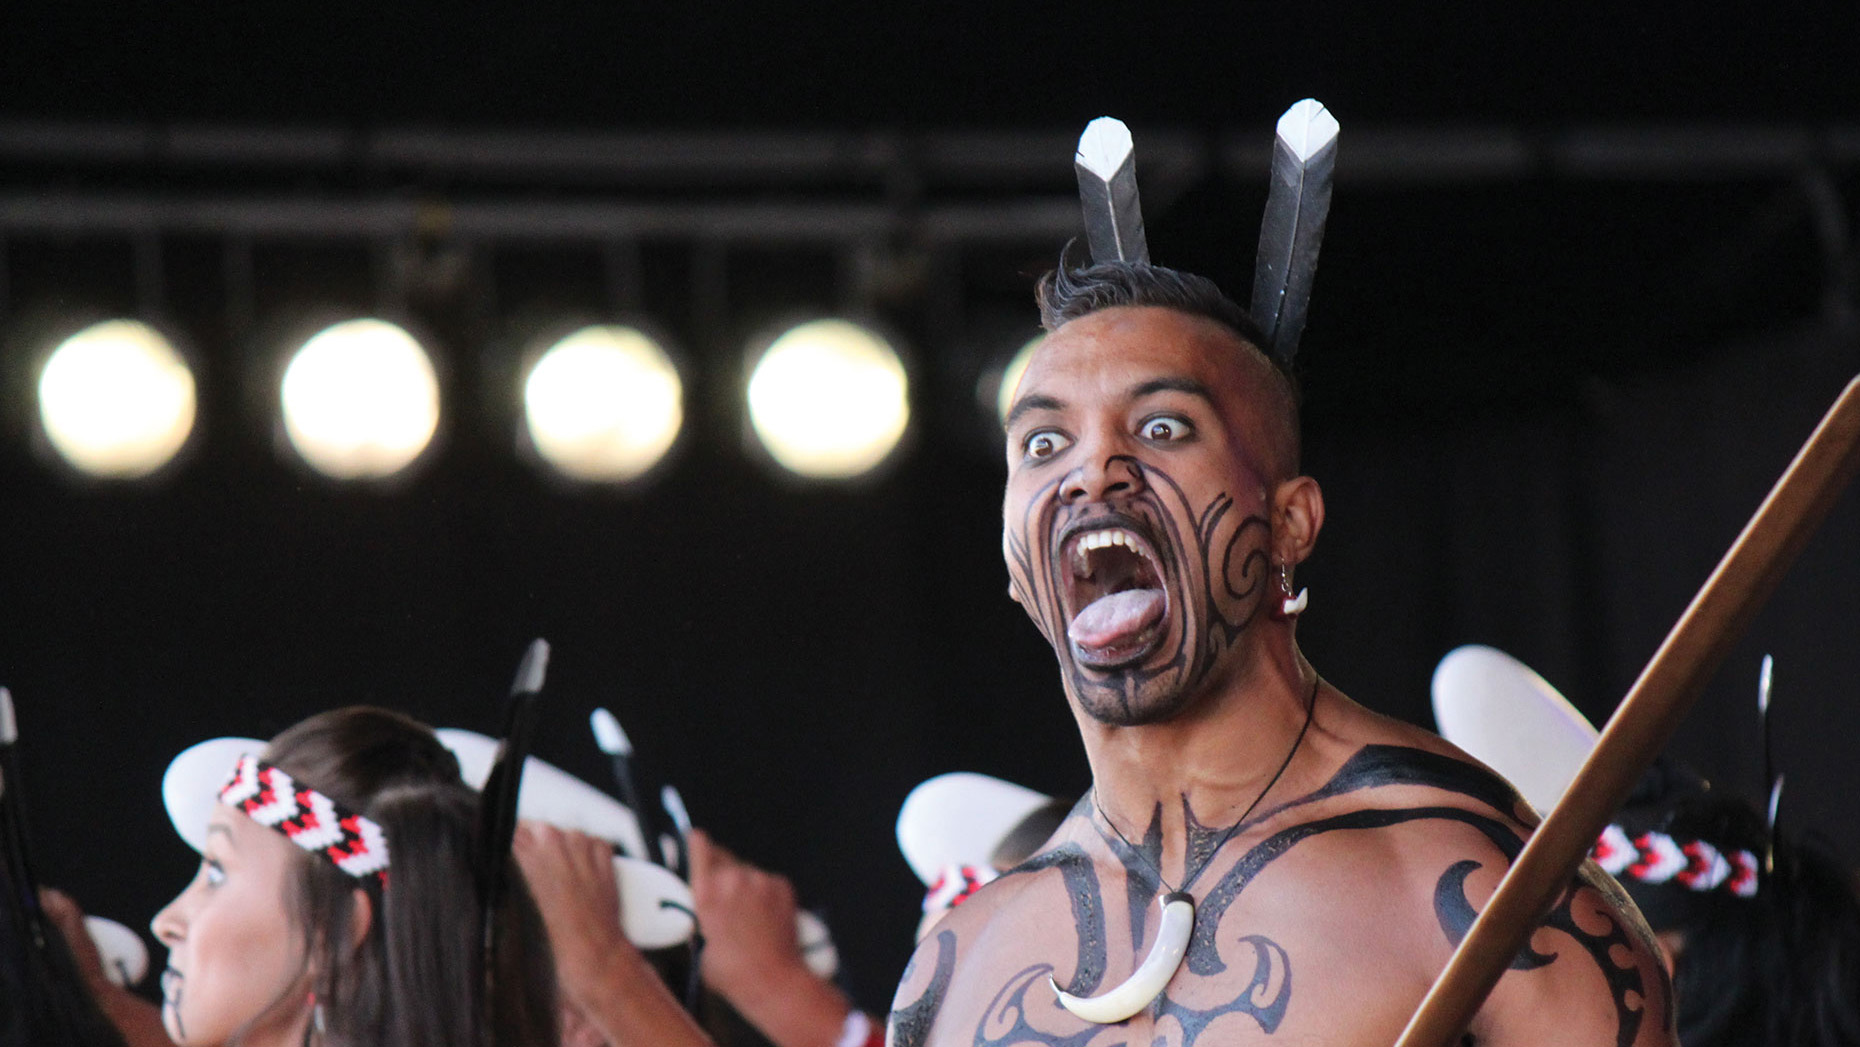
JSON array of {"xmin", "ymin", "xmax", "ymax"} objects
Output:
[
  {"xmin": 474, "ymin": 638, "xmax": 550, "ymax": 1013},
  {"xmin": 1250, "ymin": 98, "xmax": 1339, "ymax": 364},
  {"xmin": 1395, "ymin": 375, "xmax": 1860, "ymax": 1047},
  {"xmin": 1074, "ymin": 117, "xmax": 1149, "ymax": 265}
]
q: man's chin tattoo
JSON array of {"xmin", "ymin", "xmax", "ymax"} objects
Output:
[{"xmin": 1074, "ymin": 673, "xmax": 1197, "ymax": 727}]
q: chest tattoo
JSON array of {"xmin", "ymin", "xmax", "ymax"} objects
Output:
[{"xmin": 896, "ymin": 745, "xmax": 1658, "ymax": 1046}]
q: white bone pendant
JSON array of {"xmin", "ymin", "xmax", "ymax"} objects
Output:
[{"xmin": 1051, "ymin": 891, "xmax": 1194, "ymax": 1024}]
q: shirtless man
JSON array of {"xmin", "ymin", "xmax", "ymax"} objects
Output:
[{"xmin": 888, "ymin": 260, "xmax": 1675, "ymax": 1047}]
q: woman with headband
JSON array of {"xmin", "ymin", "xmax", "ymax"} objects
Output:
[
  {"xmin": 149, "ymin": 706, "xmax": 559, "ymax": 1047},
  {"xmin": 1598, "ymin": 761, "xmax": 1860, "ymax": 1047},
  {"xmin": 1434, "ymin": 646, "xmax": 1860, "ymax": 1047}
]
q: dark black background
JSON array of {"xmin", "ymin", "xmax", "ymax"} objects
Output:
[{"xmin": 1, "ymin": 2, "xmax": 1856, "ymax": 1016}]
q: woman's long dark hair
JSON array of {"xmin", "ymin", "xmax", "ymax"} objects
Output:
[
  {"xmin": 1664, "ymin": 831, "xmax": 1860, "ymax": 1047},
  {"xmin": 263, "ymin": 707, "xmax": 558, "ymax": 1047},
  {"xmin": 1621, "ymin": 766, "xmax": 1860, "ymax": 1047}
]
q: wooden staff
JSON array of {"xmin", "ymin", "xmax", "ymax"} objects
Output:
[{"xmin": 1395, "ymin": 375, "xmax": 1860, "ymax": 1047}]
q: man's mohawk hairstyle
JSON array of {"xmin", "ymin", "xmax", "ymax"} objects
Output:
[
  {"xmin": 1037, "ymin": 247, "xmax": 1268, "ymax": 354},
  {"xmin": 1032, "ymin": 248, "xmax": 1305, "ymax": 467}
]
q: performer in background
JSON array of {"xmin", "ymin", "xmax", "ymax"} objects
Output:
[
  {"xmin": 1610, "ymin": 761, "xmax": 1860, "ymax": 1046},
  {"xmin": 147, "ymin": 706, "xmax": 560, "ymax": 1047},
  {"xmin": 517, "ymin": 824, "xmax": 883, "ymax": 1047},
  {"xmin": 1433, "ymin": 645, "xmax": 1860, "ymax": 1047},
  {"xmin": 36, "ymin": 890, "xmax": 169, "ymax": 1047},
  {"xmin": 513, "ymin": 824, "xmax": 714, "ymax": 1047},
  {"xmin": 887, "ymin": 107, "xmax": 1676, "ymax": 1047},
  {"xmin": 895, "ymin": 772, "xmax": 1073, "ymax": 943},
  {"xmin": 686, "ymin": 830, "xmax": 884, "ymax": 1047}
]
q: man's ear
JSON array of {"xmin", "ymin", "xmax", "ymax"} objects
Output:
[{"xmin": 1271, "ymin": 476, "xmax": 1325, "ymax": 566}]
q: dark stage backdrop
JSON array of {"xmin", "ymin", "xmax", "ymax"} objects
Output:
[{"xmin": 1, "ymin": 307, "xmax": 1855, "ymax": 1017}]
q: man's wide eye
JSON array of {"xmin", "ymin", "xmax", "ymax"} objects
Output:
[
  {"xmin": 1025, "ymin": 431, "xmax": 1072, "ymax": 459},
  {"xmin": 1142, "ymin": 416, "xmax": 1192, "ymax": 442}
]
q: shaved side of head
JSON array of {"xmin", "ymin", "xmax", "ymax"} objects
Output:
[{"xmin": 1035, "ymin": 256, "xmax": 1302, "ymax": 482}]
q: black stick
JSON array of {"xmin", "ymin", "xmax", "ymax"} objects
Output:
[
  {"xmin": 590, "ymin": 707, "xmax": 662, "ymax": 866},
  {"xmin": 476, "ymin": 639, "xmax": 550, "ymax": 1002}
]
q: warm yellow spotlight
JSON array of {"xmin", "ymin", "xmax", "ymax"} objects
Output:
[
  {"xmin": 994, "ymin": 334, "xmax": 1044, "ymax": 426},
  {"xmin": 746, "ymin": 319, "xmax": 909, "ymax": 479},
  {"xmin": 37, "ymin": 320, "xmax": 196, "ymax": 479},
  {"xmin": 279, "ymin": 319, "xmax": 440, "ymax": 480},
  {"xmin": 524, "ymin": 326, "xmax": 683, "ymax": 482}
]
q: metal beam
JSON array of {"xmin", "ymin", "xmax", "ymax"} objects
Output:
[
  {"xmin": 0, "ymin": 192, "xmax": 1084, "ymax": 243},
  {"xmin": 1, "ymin": 121, "xmax": 1855, "ymax": 243},
  {"xmin": 3, "ymin": 121, "xmax": 1856, "ymax": 185}
]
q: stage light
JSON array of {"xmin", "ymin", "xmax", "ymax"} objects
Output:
[
  {"xmin": 523, "ymin": 325, "xmax": 683, "ymax": 482},
  {"xmin": 279, "ymin": 319, "xmax": 439, "ymax": 480},
  {"xmin": 994, "ymin": 334, "xmax": 1044, "ymax": 425},
  {"xmin": 36, "ymin": 319, "xmax": 196, "ymax": 479},
  {"xmin": 746, "ymin": 319, "xmax": 909, "ymax": 479}
]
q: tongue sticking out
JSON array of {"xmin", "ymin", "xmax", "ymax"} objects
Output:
[{"xmin": 1068, "ymin": 588, "xmax": 1165, "ymax": 653}]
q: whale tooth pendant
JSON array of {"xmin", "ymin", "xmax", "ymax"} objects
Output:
[{"xmin": 1051, "ymin": 891, "xmax": 1195, "ymax": 1024}]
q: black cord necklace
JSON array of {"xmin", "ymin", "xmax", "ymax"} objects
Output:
[
  {"xmin": 1092, "ymin": 675, "xmax": 1321, "ymax": 898},
  {"xmin": 1053, "ymin": 677, "xmax": 1322, "ymax": 1024}
]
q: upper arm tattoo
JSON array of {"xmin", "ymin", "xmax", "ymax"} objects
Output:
[{"xmin": 891, "ymin": 929, "xmax": 957, "ymax": 1047}]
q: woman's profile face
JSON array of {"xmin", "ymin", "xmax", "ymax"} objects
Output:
[{"xmin": 152, "ymin": 806, "xmax": 314, "ymax": 1047}]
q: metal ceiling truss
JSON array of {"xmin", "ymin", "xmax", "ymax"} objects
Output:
[{"xmin": 0, "ymin": 121, "xmax": 1855, "ymax": 244}]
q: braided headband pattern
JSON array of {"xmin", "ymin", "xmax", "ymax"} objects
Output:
[
  {"xmin": 1592, "ymin": 823, "xmax": 1758, "ymax": 898},
  {"xmin": 219, "ymin": 755, "xmax": 390, "ymax": 883},
  {"xmin": 922, "ymin": 863, "xmax": 998, "ymax": 915}
]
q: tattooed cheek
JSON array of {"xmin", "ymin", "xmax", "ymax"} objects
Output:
[{"xmin": 1214, "ymin": 515, "xmax": 1272, "ymax": 616}]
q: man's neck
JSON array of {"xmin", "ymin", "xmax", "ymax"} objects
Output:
[{"xmin": 1076, "ymin": 634, "xmax": 1317, "ymax": 880}]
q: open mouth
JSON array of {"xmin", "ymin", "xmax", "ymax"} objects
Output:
[{"xmin": 1060, "ymin": 523, "xmax": 1168, "ymax": 669}]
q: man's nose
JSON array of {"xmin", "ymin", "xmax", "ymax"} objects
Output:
[{"xmin": 1062, "ymin": 450, "xmax": 1144, "ymax": 504}]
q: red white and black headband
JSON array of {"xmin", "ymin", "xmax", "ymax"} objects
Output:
[
  {"xmin": 218, "ymin": 754, "xmax": 389, "ymax": 884},
  {"xmin": 1592, "ymin": 823, "xmax": 1760, "ymax": 898},
  {"xmin": 162, "ymin": 732, "xmax": 714, "ymax": 954},
  {"xmin": 1433, "ymin": 645, "xmax": 1771, "ymax": 904}
]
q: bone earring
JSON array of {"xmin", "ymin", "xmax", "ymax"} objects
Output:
[{"xmin": 1278, "ymin": 563, "xmax": 1308, "ymax": 618}]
